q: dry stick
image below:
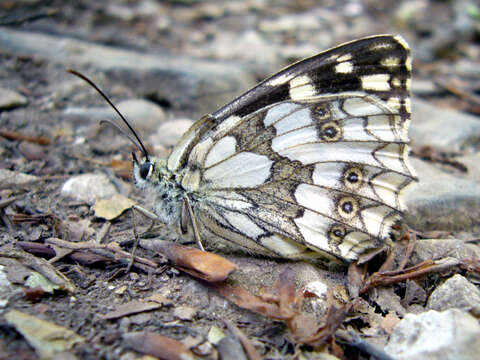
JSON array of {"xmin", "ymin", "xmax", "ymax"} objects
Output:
[
  {"xmin": 0, "ymin": 130, "xmax": 51, "ymax": 145},
  {"xmin": 0, "ymin": 210, "xmax": 14, "ymax": 233},
  {"xmin": 0, "ymin": 196, "xmax": 17, "ymax": 232},
  {"xmin": 96, "ymin": 222, "xmax": 112, "ymax": 244},
  {"xmin": 335, "ymin": 330, "xmax": 396, "ymax": 360},
  {"xmin": 126, "ymin": 208, "xmax": 140, "ymax": 273},
  {"xmin": 45, "ymin": 238, "xmax": 158, "ymax": 269},
  {"xmin": 360, "ymin": 257, "xmax": 459, "ymax": 294}
]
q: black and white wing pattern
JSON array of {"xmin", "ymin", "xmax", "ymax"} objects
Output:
[{"xmin": 168, "ymin": 35, "xmax": 416, "ymax": 263}]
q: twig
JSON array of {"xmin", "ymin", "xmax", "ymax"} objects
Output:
[
  {"xmin": 336, "ymin": 330, "xmax": 396, "ymax": 360},
  {"xmin": 0, "ymin": 130, "xmax": 51, "ymax": 145},
  {"xmin": 361, "ymin": 257, "xmax": 459, "ymax": 293},
  {"xmin": 45, "ymin": 237, "xmax": 158, "ymax": 269},
  {"xmin": 96, "ymin": 222, "xmax": 111, "ymax": 244}
]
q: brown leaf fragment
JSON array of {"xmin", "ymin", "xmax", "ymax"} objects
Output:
[
  {"xmin": 150, "ymin": 241, "xmax": 237, "ymax": 282},
  {"xmin": 17, "ymin": 241, "xmax": 56, "ymax": 258},
  {"xmin": 100, "ymin": 299, "xmax": 165, "ymax": 320},
  {"xmin": 356, "ymin": 245, "xmax": 389, "ymax": 265},
  {"xmin": 292, "ymin": 303, "xmax": 353, "ymax": 348},
  {"xmin": 0, "ymin": 130, "xmax": 51, "ymax": 145},
  {"xmin": 109, "ymin": 159, "xmax": 132, "ymax": 180},
  {"xmin": 123, "ymin": 331, "xmax": 195, "ymax": 360},
  {"xmin": 215, "ymin": 267, "xmax": 360, "ymax": 350},
  {"xmin": 460, "ymin": 258, "xmax": 480, "ymax": 274},
  {"xmin": 215, "ymin": 282, "xmax": 288, "ymax": 320},
  {"xmin": 23, "ymin": 287, "xmax": 47, "ymax": 302},
  {"xmin": 347, "ymin": 262, "xmax": 365, "ymax": 298}
]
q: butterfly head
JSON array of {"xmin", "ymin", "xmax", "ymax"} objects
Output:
[
  {"xmin": 66, "ymin": 69, "xmax": 158, "ymax": 188},
  {"xmin": 133, "ymin": 153, "xmax": 154, "ymax": 187},
  {"xmin": 132, "ymin": 153, "xmax": 169, "ymax": 190}
]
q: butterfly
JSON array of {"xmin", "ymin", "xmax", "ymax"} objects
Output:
[{"xmin": 70, "ymin": 34, "xmax": 416, "ymax": 265}]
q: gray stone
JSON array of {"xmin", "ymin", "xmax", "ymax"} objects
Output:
[
  {"xmin": 61, "ymin": 173, "xmax": 117, "ymax": 205},
  {"xmin": 148, "ymin": 119, "xmax": 193, "ymax": 147},
  {"xmin": 227, "ymin": 256, "xmax": 345, "ymax": 295},
  {"xmin": 217, "ymin": 335, "xmax": 247, "ymax": 360},
  {"xmin": 410, "ymin": 98, "xmax": 480, "ymax": 152},
  {"xmin": 0, "ymin": 169, "xmax": 38, "ymax": 186},
  {"xmin": 0, "ymin": 87, "xmax": 27, "ymax": 109},
  {"xmin": 64, "ymin": 98, "xmax": 166, "ymax": 132},
  {"xmin": 457, "ymin": 152, "xmax": 480, "ymax": 182},
  {"xmin": 404, "ymin": 158, "xmax": 480, "ymax": 231},
  {"xmin": 0, "ymin": 265, "xmax": 13, "ymax": 310},
  {"xmin": 0, "ymin": 28, "xmax": 255, "ymax": 115},
  {"xmin": 411, "ymin": 238, "xmax": 480, "ymax": 264},
  {"xmin": 411, "ymin": 79, "xmax": 441, "ymax": 95},
  {"xmin": 427, "ymin": 274, "xmax": 480, "ymax": 316},
  {"xmin": 385, "ymin": 309, "xmax": 480, "ymax": 360},
  {"xmin": 369, "ymin": 287, "xmax": 406, "ymax": 317}
]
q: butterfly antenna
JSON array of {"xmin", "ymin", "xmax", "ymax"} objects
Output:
[{"xmin": 66, "ymin": 69, "xmax": 150, "ymax": 162}]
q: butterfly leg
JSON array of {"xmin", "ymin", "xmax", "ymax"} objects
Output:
[
  {"xmin": 124, "ymin": 204, "xmax": 160, "ymax": 272},
  {"xmin": 183, "ymin": 196, "xmax": 205, "ymax": 251}
]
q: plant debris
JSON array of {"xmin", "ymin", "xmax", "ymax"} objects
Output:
[
  {"xmin": 4, "ymin": 310, "xmax": 85, "ymax": 358},
  {"xmin": 123, "ymin": 331, "xmax": 196, "ymax": 360}
]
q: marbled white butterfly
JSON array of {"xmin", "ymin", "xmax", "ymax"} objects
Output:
[{"xmin": 71, "ymin": 35, "xmax": 416, "ymax": 265}]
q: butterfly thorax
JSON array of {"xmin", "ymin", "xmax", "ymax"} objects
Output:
[{"xmin": 133, "ymin": 157, "xmax": 185, "ymax": 227}]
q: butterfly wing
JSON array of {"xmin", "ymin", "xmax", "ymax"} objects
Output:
[{"xmin": 169, "ymin": 35, "xmax": 416, "ymax": 262}]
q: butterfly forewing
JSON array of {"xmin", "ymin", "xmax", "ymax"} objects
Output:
[{"xmin": 168, "ymin": 35, "xmax": 415, "ymax": 263}]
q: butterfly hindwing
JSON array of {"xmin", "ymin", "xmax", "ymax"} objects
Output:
[{"xmin": 168, "ymin": 35, "xmax": 415, "ymax": 263}]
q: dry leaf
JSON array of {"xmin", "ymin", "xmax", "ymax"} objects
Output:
[
  {"xmin": 93, "ymin": 194, "xmax": 135, "ymax": 220},
  {"xmin": 100, "ymin": 299, "xmax": 167, "ymax": 320},
  {"xmin": 215, "ymin": 267, "xmax": 357, "ymax": 350},
  {"xmin": 150, "ymin": 241, "xmax": 237, "ymax": 282},
  {"xmin": 4, "ymin": 310, "xmax": 84, "ymax": 358},
  {"xmin": 123, "ymin": 331, "xmax": 195, "ymax": 360}
]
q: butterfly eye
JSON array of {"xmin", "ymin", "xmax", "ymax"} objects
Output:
[{"xmin": 139, "ymin": 162, "xmax": 153, "ymax": 179}]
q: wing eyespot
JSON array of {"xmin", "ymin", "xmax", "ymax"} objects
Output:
[
  {"xmin": 328, "ymin": 224, "xmax": 346, "ymax": 244},
  {"xmin": 312, "ymin": 103, "xmax": 331, "ymax": 120},
  {"xmin": 343, "ymin": 166, "xmax": 364, "ymax": 191},
  {"xmin": 337, "ymin": 196, "xmax": 359, "ymax": 220},
  {"xmin": 320, "ymin": 121, "xmax": 343, "ymax": 142}
]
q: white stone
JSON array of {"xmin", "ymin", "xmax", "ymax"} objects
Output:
[
  {"xmin": 61, "ymin": 173, "xmax": 117, "ymax": 205},
  {"xmin": 385, "ymin": 309, "xmax": 480, "ymax": 360},
  {"xmin": 0, "ymin": 87, "xmax": 27, "ymax": 109}
]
